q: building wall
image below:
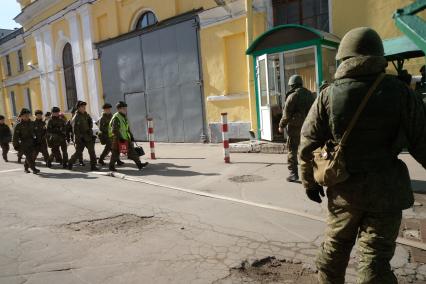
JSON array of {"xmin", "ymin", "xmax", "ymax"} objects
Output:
[
  {"xmin": 332, "ymin": 0, "xmax": 425, "ymax": 75},
  {"xmin": 200, "ymin": 12, "xmax": 266, "ymax": 125}
]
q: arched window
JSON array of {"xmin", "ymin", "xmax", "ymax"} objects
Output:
[
  {"xmin": 135, "ymin": 11, "xmax": 157, "ymax": 30},
  {"xmin": 62, "ymin": 43, "xmax": 78, "ymax": 110}
]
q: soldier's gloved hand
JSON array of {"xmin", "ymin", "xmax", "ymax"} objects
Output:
[{"xmin": 305, "ymin": 184, "xmax": 325, "ymax": 203}]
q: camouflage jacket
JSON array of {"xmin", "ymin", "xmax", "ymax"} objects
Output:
[
  {"xmin": 98, "ymin": 112, "xmax": 112, "ymax": 143},
  {"xmin": 299, "ymin": 56, "xmax": 426, "ymax": 212},
  {"xmin": 33, "ymin": 119, "xmax": 47, "ymax": 144},
  {"xmin": 73, "ymin": 112, "xmax": 93, "ymax": 142},
  {"xmin": 12, "ymin": 120, "xmax": 36, "ymax": 151},
  {"xmin": 0, "ymin": 123, "xmax": 12, "ymax": 144},
  {"xmin": 47, "ymin": 116, "xmax": 67, "ymax": 145},
  {"xmin": 279, "ymin": 87, "xmax": 315, "ymax": 136}
]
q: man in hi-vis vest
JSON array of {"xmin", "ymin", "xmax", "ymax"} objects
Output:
[{"xmin": 108, "ymin": 101, "xmax": 148, "ymax": 172}]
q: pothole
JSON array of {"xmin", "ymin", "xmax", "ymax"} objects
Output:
[
  {"xmin": 216, "ymin": 256, "xmax": 318, "ymax": 283},
  {"xmin": 61, "ymin": 214, "xmax": 156, "ymax": 236},
  {"xmin": 228, "ymin": 175, "xmax": 266, "ymax": 183}
]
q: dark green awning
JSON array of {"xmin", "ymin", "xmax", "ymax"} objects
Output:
[{"xmin": 383, "ymin": 36, "xmax": 424, "ymax": 61}]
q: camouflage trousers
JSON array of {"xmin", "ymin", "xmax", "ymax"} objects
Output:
[
  {"xmin": 317, "ymin": 201, "xmax": 401, "ymax": 284},
  {"xmin": 33, "ymin": 142, "xmax": 49, "ymax": 162},
  {"xmin": 69, "ymin": 139, "xmax": 96, "ymax": 166},
  {"xmin": 1, "ymin": 143, "xmax": 9, "ymax": 160},
  {"xmin": 287, "ymin": 133, "xmax": 300, "ymax": 174}
]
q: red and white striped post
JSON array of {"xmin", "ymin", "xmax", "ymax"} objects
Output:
[
  {"xmin": 221, "ymin": 112, "xmax": 230, "ymax": 163},
  {"xmin": 147, "ymin": 118, "xmax": 156, "ymax": 160}
]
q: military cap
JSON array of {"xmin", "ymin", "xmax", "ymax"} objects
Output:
[
  {"xmin": 34, "ymin": 110, "xmax": 43, "ymax": 115},
  {"xmin": 51, "ymin": 107, "xmax": 60, "ymax": 113},
  {"xmin": 102, "ymin": 103, "xmax": 112, "ymax": 109},
  {"xmin": 336, "ymin": 27, "xmax": 384, "ymax": 60},
  {"xmin": 116, "ymin": 101, "xmax": 128, "ymax": 109},
  {"xmin": 288, "ymin": 74, "xmax": 303, "ymax": 86},
  {"xmin": 20, "ymin": 108, "xmax": 31, "ymax": 116},
  {"xmin": 0, "ymin": 115, "xmax": 5, "ymax": 120},
  {"xmin": 76, "ymin": 101, "xmax": 87, "ymax": 108}
]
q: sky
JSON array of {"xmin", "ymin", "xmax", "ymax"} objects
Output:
[{"xmin": 0, "ymin": 0, "xmax": 22, "ymax": 30}]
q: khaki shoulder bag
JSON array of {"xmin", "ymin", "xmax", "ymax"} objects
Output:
[{"xmin": 312, "ymin": 73, "xmax": 385, "ymax": 187}]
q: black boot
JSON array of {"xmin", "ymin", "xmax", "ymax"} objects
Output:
[
  {"xmin": 137, "ymin": 162, "xmax": 149, "ymax": 171},
  {"xmin": 109, "ymin": 165, "xmax": 117, "ymax": 172},
  {"xmin": 24, "ymin": 166, "xmax": 30, "ymax": 173},
  {"xmin": 63, "ymin": 162, "xmax": 68, "ymax": 169},
  {"xmin": 18, "ymin": 157, "xmax": 22, "ymax": 164},
  {"xmin": 79, "ymin": 160, "xmax": 85, "ymax": 166},
  {"xmin": 117, "ymin": 160, "xmax": 125, "ymax": 166},
  {"xmin": 286, "ymin": 172, "xmax": 299, "ymax": 182},
  {"xmin": 90, "ymin": 165, "xmax": 99, "ymax": 171},
  {"xmin": 98, "ymin": 159, "xmax": 106, "ymax": 166},
  {"xmin": 67, "ymin": 162, "xmax": 73, "ymax": 170},
  {"xmin": 47, "ymin": 160, "xmax": 52, "ymax": 168},
  {"xmin": 32, "ymin": 168, "xmax": 40, "ymax": 174}
]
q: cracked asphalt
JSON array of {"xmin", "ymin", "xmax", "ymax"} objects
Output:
[{"xmin": 0, "ymin": 143, "xmax": 425, "ymax": 283}]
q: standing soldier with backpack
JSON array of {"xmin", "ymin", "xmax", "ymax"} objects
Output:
[
  {"xmin": 13, "ymin": 108, "xmax": 40, "ymax": 174},
  {"xmin": 0, "ymin": 115, "xmax": 12, "ymax": 162},
  {"xmin": 278, "ymin": 75, "xmax": 316, "ymax": 182},
  {"xmin": 33, "ymin": 110, "xmax": 50, "ymax": 164},
  {"xmin": 47, "ymin": 107, "xmax": 68, "ymax": 168},
  {"xmin": 108, "ymin": 101, "xmax": 148, "ymax": 172},
  {"xmin": 299, "ymin": 27, "xmax": 426, "ymax": 284}
]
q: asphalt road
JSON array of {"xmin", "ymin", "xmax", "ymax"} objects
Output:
[{"xmin": 0, "ymin": 143, "xmax": 424, "ymax": 283}]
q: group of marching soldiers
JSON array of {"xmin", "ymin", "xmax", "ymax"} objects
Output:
[{"xmin": 0, "ymin": 100, "xmax": 148, "ymax": 174}]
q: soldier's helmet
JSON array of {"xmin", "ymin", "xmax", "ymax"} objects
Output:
[
  {"xmin": 288, "ymin": 75, "xmax": 303, "ymax": 86},
  {"xmin": 336, "ymin": 27, "xmax": 384, "ymax": 60},
  {"xmin": 51, "ymin": 107, "xmax": 60, "ymax": 113},
  {"xmin": 20, "ymin": 108, "xmax": 31, "ymax": 116}
]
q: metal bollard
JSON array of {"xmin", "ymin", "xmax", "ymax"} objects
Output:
[
  {"xmin": 147, "ymin": 118, "xmax": 156, "ymax": 160},
  {"xmin": 221, "ymin": 112, "xmax": 230, "ymax": 163}
]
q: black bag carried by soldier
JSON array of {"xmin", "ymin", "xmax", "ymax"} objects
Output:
[{"xmin": 134, "ymin": 143, "xmax": 145, "ymax": 157}]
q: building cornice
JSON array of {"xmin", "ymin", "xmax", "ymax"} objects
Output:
[
  {"xmin": 3, "ymin": 68, "xmax": 39, "ymax": 87},
  {"xmin": 14, "ymin": 0, "xmax": 60, "ymax": 26},
  {"xmin": 19, "ymin": 0, "xmax": 96, "ymax": 37}
]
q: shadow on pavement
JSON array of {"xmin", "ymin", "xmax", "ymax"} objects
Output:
[
  {"xmin": 38, "ymin": 172, "xmax": 98, "ymax": 180},
  {"xmin": 412, "ymin": 180, "xmax": 426, "ymax": 194},
  {"xmin": 232, "ymin": 161, "xmax": 286, "ymax": 165},
  {"xmin": 116, "ymin": 162, "xmax": 219, "ymax": 178},
  {"xmin": 155, "ymin": 158, "xmax": 206, "ymax": 160}
]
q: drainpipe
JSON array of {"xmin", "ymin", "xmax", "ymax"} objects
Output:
[{"xmin": 245, "ymin": 0, "xmax": 257, "ymax": 137}]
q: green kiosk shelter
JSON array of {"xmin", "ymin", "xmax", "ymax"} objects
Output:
[{"xmin": 246, "ymin": 24, "xmax": 340, "ymax": 141}]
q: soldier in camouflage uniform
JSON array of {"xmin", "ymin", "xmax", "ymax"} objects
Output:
[
  {"xmin": 33, "ymin": 110, "xmax": 49, "ymax": 164},
  {"xmin": 67, "ymin": 101, "xmax": 98, "ymax": 171},
  {"xmin": 12, "ymin": 108, "xmax": 40, "ymax": 174},
  {"xmin": 279, "ymin": 75, "xmax": 315, "ymax": 182},
  {"xmin": 0, "ymin": 115, "xmax": 12, "ymax": 162},
  {"xmin": 299, "ymin": 27, "xmax": 426, "ymax": 284},
  {"xmin": 66, "ymin": 108, "xmax": 84, "ymax": 166},
  {"xmin": 98, "ymin": 103, "xmax": 124, "ymax": 166},
  {"xmin": 108, "ymin": 101, "xmax": 147, "ymax": 172},
  {"xmin": 47, "ymin": 107, "xmax": 68, "ymax": 168}
]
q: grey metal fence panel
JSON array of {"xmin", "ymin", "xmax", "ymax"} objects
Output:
[
  {"xmin": 146, "ymin": 88, "xmax": 169, "ymax": 142},
  {"xmin": 99, "ymin": 37, "xmax": 144, "ymax": 106},
  {"xmin": 181, "ymin": 82, "xmax": 204, "ymax": 142},
  {"xmin": 125, "ymin": 92, "xmax": 148, "ymax": 141}
]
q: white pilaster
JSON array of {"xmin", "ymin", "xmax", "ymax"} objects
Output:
[
  {"xmin": 41, "ymin": 25, "xmax": 60, "ymax": 108},
  {"xmin": 66, "ymin": 11, "xmax": 86, "ymax": 103},
  {"xmin": 33, "ymin": 30, "xmax": 50, "ymax": 112},
  {"xmin": 79, "ymin": 4, "xmax": 100, "ymax": 119}
]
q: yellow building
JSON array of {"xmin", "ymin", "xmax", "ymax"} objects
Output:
[{"xmin": 0, "ymin": 0, "xmax": 423, "ymax": 142}]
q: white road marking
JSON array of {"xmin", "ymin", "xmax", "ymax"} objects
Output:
[
  {"xmin": 0, "ymin": 169, "xmax": 22, "ymax": 174},
  {"xmin": 92, "ymin": 171, "xmax": 426, "ymax": 250}
]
